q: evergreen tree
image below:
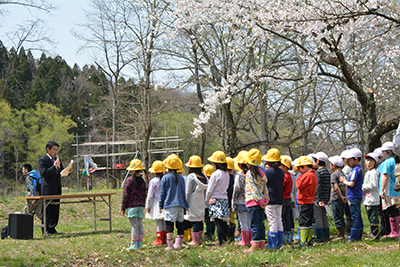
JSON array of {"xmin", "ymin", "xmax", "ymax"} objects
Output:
[{"xmin": 0, "ymin": 41, "xmax": 9, "ymax": 79}]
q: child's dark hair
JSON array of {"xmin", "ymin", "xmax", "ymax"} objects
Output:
[
  {"xmin": 169, "ymin": 169, "xmax": 179, "ymax": 185},
  {"xmin": 189, "ymin": 167, "xmax": 208, "ymax": 183},
  {"xmin": 250, "ymin": 165, "xmax": 261, "ymax": 180},
  {"xmin": 239, "ymin": 163, "xmax": 249, "ymax": 173},
  {"xmin": 395, "ymin": 155, "xmax": 400, "ymax": 164},
  {"xmin": 267, "ymin": 161, "xmax": 281, "ymax": 169},
  {"xmin": 214, "ymin": 163, "xmax": 227, "ymax": 171},
  {"xmin": 22, "ymin": 164, "xmax": 32, "ymax": 172}
]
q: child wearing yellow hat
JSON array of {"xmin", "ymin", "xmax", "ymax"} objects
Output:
[
  {"xmin": 232, "ymin": 151, "xmax": 251, "ymax": 246},
  {"xmin": 203, "ymin": 164, "xmax": 216, "ymax": 240},
  {"xmin": 159, "ymin": 154, "xmax": 189, "ymax": 250},
  {"xmin": 205, "ymin": 151, "xmax": 231, "ymax": 246},
  {"xmin": 244, "ymin": 149, "xmax": 269, "ymax": 252},
  {"xmin": 262, "ymin": 148, "xmax": 285, "ymax": 250},
  {"xmin": 122, "ymin": 159, "xmax": 147, "ymax": 251},
  {"xmin": 295, "ymin": 156, "xmax": 318, "ymax": 248},
  {"xmin": 184, "ymin": 155, "xmax": 208, "ymax": 246},
  {"xmin": 146, "ymin": 160, "xmax": 167, "ymax": 246}
]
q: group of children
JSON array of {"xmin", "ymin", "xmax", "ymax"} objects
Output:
[{"xmin": 120, "ymin": 143, "xmax": 400, "ymax": 251}]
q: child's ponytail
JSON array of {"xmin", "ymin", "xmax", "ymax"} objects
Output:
[{"xmin": 250, "ymin": 165, "xmax": 261, "ymax": 180}]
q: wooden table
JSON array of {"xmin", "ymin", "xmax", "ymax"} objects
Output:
[{"xmin": 21, "ymin": 192, "xmax": 116, "ymax": 237}]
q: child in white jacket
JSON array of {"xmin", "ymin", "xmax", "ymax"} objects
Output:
[
  {"xmin": 362, "ymin": 152, "xmax": 380, "ymax": 240},
  {"xmin": 185, "ymin": 155, "xmax": 208, "ymax": 246}
]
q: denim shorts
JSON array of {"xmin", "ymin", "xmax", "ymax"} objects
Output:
[{"xmin": 164, "ymin": 207, "xmax": 185, "ymax": 223}]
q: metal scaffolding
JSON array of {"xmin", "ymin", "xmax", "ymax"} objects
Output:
[{"xmin": 72, "ymin": 125, "xmax": 183, "ymax": 190}]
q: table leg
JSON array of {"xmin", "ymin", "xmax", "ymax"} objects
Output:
[
  {"xmin": 109, "ymin": 195, "xmax": 112, "ymax": 231},
  {"xmin": 93, "ymin": 197, "xmax": 97, "ymax": 231},
  {"xmin": 43, "ymin": 200, "xmax": 47, "ymax": 238}
]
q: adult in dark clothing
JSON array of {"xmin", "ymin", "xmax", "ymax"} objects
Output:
[{"xmin": 38, "ymin": 141, "xmax": 65, "ymax": 235}]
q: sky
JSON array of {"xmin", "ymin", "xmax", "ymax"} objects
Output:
[{"xmin": 0, "ymin": 0, "xmax": 93, "ymax": 68}]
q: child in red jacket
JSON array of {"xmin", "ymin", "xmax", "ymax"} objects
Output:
[{"xmin": 294, "ymin": 156, "xmax": 318, "ymax": 248}]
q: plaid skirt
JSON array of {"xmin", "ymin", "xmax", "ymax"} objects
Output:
[{"xmin": 209, "ymin": 198, "xmax": 230, "ymax": 222}]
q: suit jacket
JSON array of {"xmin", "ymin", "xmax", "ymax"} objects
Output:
[{"xmin": 38, "ymin": 155, "xmax": 64, "ymax": 196}]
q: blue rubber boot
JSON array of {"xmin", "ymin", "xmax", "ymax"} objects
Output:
[
  {"xmin": 276, "ymin": 231, "xmax": 283, "ymax": 249},
  {"xmin": 126, "ymin": 241, "xmax": 138, "ymax": 251},
  {"xmin": 348, "ymin": 228, "xmax": 360, "ymax": 242},
  {"xmin": 293, "ymin": 228, "xmax": 301, "ymax": 240},
  {"xmin": 265, "ymin": 232, "xmax": 278, "ymax": 249},
  {"xmin": 367, "ymin": 224, "xmax": 380, "ymax": 241},
  {"xmin": 314, "ymin": 228, "xmax": 324, "ymax": 242}
]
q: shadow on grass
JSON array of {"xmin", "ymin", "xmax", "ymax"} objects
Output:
[{"xmin": 33, "ymin": 229, "xmax": 130, "ymax": 240}]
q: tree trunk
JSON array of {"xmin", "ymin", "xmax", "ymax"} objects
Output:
[
  {"xmin": 223, "ymin": 103, "xmax": 238, "ymax": 157},
  {"xmin": 259, "ymin": 95, "xmax": 269, "ymax": 155}
]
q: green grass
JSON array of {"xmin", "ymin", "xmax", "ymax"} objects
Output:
[{"xmin": 1, "ymin": 189, "xmax": 399, "ymax": 266}]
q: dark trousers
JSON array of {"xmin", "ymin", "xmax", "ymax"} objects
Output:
[
  {"xmin": 365, "ymin": 205, "xmax": 380, "ymax": 225},
  {"xmin": 331, "ymin": 199, "xmax": 346, "ymax": 228},
  {"xmin": 379, "ymin": 197, "xmax": 390, "ymax": 235},
  {"xmin": 345, "ymin": 202, "xmax": 352, "ymax": 222},
  {"xmin": 282, "ymin": 199, "xmax": 294, "ymax": 232},
  {"xmin": 204, "ymin": 208, "xmax": 216, "ymax": 236},
  {"xmin": 348, "ymin": 198, "xmax": 363, "ymax": 229},
  {"xmin": 42, "ymin": 201, "xmax": 60, "ymax": 233},
  {"xmin": 214, "ymin": 218, "xmax": 228, "ymax": 245},
  {"xmin": 165, "ymin": 220, "xmax": 184, "ymax": 235},
  {"xmin": 182, "ymin": 220, "xmax": 191, "ymax": 231},
  {"xmin": 191, "ymin": 221, "xmax": 204, "ymax": 232},
  {"xmin": 298, "ymin": 204, "xmax": 314, "ymax": 228}
]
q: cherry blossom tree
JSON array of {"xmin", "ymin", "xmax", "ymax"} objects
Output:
[{"xmin": 172, "ymin": 0, "xmax": 400, "ymax": 152}]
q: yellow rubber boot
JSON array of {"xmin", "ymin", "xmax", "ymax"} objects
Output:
[
  {"xmin": 299, "ymin": 227, "xmax": 308, "ymax": 248},
  {"xmin": 307, "ymin": 227, "xmax": 313, "ymax": 246},
  {"xmin": 183, "ymin": 228, "xmax": 192, "ymax": 242}
]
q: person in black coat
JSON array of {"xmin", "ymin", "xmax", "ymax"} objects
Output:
[{"xmin": 38, "ymin": 141, "xmax": 64, "ymax": 235}]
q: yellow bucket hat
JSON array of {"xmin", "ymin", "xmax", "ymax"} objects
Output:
[
  {"xmin": 148, "ymin": 160, "xmax": 166, "ymax": 173},
  {"xmin": 262, "ymin": 148, "xmax": 281, "ymax": 162},
  {"xmin": 233, "ymin": 151, "xmax": 247, "ymax": 164},
  {"xmin": 185, "ymin": 155, "xmax": 204, "ymax": 168},
  {"xmin": 243, "ymin": 149, "xmax": 262, "ymax": 166},
  {"xmin": 127, "ymin": 159, "xmax": 145, "ymax": 171},
  {"xmin": 233, "ymin": 150, "xmax": 247, "ymax": 171},
  {"xmin": 207, "ymin": 151, "xmax": 227, "ymax": 164},
  {"xmin": 226, "ymin": 157, "xmax": 235, "ymax": 170},
  {"xmin": 294, "ymin": 156, "xmax": 312, "ymax": 168},
  {"xmin": 165, "ymin": 155, "xmax": 183, "ymax": 170},
  {"xmin": 203, "ymin": 164, "xmax": 215, "ymax": 177},
  {"xmin": 281, "ymin": 156, "xmax": 291, "ymax": 168}
]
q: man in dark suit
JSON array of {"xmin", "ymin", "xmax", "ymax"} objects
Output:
[{"xmin": 38, "ymin": 141, "xmax": 64, "ymax": 235}]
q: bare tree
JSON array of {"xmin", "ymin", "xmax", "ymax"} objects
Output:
[{"xmin": 75, "ymin": 0, "xmax": 136, "ymax": 168}]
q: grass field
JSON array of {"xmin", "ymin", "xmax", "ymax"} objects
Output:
[{"xmin": 1, "ymin": 188, "xmax": 399, "ymax": 266}]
